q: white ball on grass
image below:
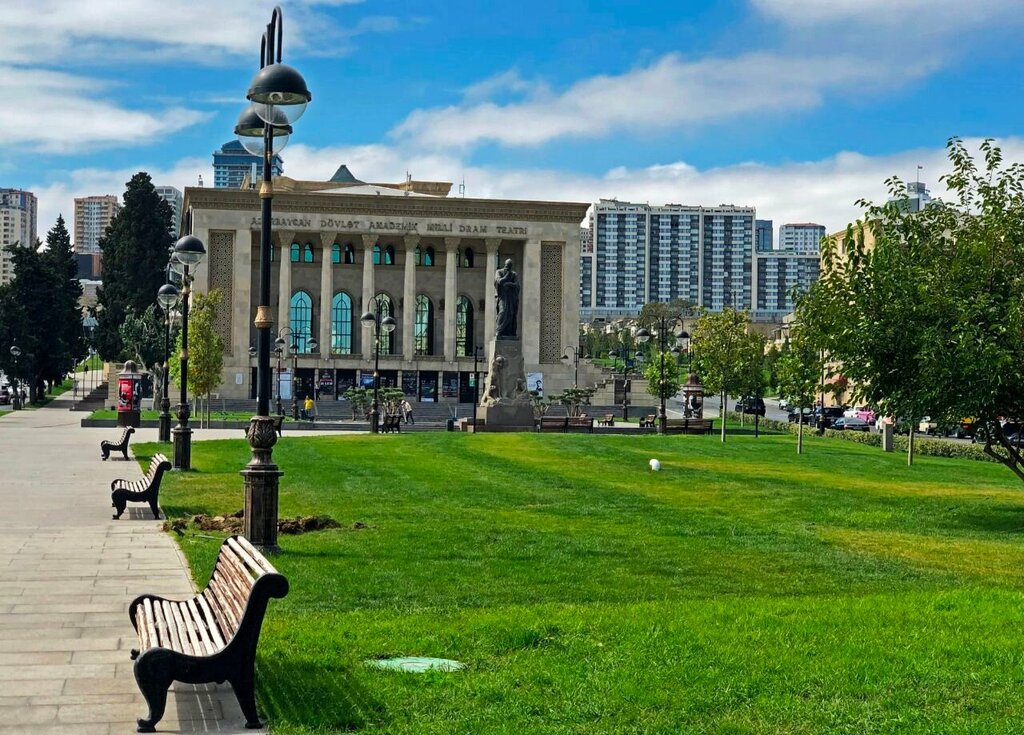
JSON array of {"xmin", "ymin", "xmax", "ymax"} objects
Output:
[{"xmin": 649, "ymin": 458, "xmax": 661, "ymax": 471}]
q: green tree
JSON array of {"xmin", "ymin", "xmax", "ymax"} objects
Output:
[
  {"xmin": 94, "ymin": 172, "xmax": 175, "ymax": 361},
  {"xmin": 732, "ymin": 332, "xmax": 767, "ymax": 430},
  {"xmin": 40, "ymin": 215, "xmax": 84, "ymax": 387},
  {"xmin": 550, "ymin": 386, "xmax": 597, "ymax": 417},
  {"xmin": 776, "ymin": 329, "xmax": 823, "ymax": 454},
  {"xmin": 343, "ymin": 386, "xmax": 371, "ymax": 420},
  {"xmin": 690, "ymin": 307, "xmax": 748, "ymax": 442},
  {"xmin": 642, "ymin": 351, "xmax": 684, "ymax": 406},
  {"xmin": 169, "ymin": 291, "xmax": 224, "ymax": 427},
  {"xmin": 121, "ymin": 305, "xmax": 175, "ymax": 402}
]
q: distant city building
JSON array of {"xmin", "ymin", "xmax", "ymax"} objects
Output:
[
  {"xmin": 0, "ymin": 188, "xmax": 38, "ymax": 285},
  {"xmin": 890, "ymin": 180, "xmax": 932, "ymax": 212},
  {"xmin": 212, "ymin": 140, "xmax": 283, "ymax": 190},
  {"xmin": 756, "ymin": 219, "xmax": 773, "ymax": 252},
  {"xmin": 580, "ymin": 227, "xmax": 593, "ymax": 307},
  {"xmin": 580, "ymin": 199, "xmax": 754, "ymax": 320},
  {"xmin": 754, "ymin": 251, "xmax": 821, "ymax": 315},
  {"xmin": 74, "ymin": 195, "xmax": 121, "ymax": 255},
  {"xmin": 778, "ymin": 223, "xmax": 825, "ymax": 254},
  {"xmin": 154, "ymin": 185, "xmax": 183, "ymax": 235}
]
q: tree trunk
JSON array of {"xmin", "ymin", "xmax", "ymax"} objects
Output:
[
  {"xmin": 798, "ymin": 413, "xmax": 804, "ymax": 454},
  {"xmin": 720, "ymin": 390, "xmax": 727, "ymax": 443},
  {"xmin": 907, "ymin": 425, "xmax": 915, "ymax": 466}
]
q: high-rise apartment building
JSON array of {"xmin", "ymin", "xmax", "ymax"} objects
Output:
[
  {"xmin": 0, "ymin": 188, "xmax": 38, "ymax": 285},
  {"xmin": 74, "ymin": 195, "xmax": 121, "ymax": 255},
  {"xmin": 580, "ymin": 227, "xmax": 593, "ymax": 307},
  {"xmin": 756, "ymin": 219, "xmax": 773, "ymax": 252},
  {"xmin": 212, "ymin": 140, "xmax": 283, "ymax": 189},
  {"xmin": 581, "ymin": 200, "xmax": 754, "ymax": 319},
  {"xmin": 754, "ymin": 251, "xmax": 820, "ymax": 315},
  {"xmin": 778, "ymin": 223, "xmax": 825, "ymax": 254},
  {"xmin": 890, "ymin": 180, "xmax": 931, "ymax": 212},
  {"xmin": 154, "ymin": 185, "xmax": 183, "ymax": 235}
]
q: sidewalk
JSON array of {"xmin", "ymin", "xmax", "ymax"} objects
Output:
[{"xmin": 0, "ymin": 392, "xmax": 260, "ymax": 734}]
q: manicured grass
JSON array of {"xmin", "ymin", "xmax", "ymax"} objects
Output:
[
  {"xmin": 75, "ymin": 354, "xmax": 103, "ymax": 372},
  {"xmin": 136, "ymin": 432, "xmax": 1024, "ymax": 734}
]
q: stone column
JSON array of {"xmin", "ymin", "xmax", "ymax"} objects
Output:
[
  {"xmin": 361, "ymin": 234, "xmax": 378, "ymax": 360},
  {"xmin": 483, "ymin": 238, "xmax": 501, "ymax": 350},
  {"xmin": 402, "ymin": 235, "xmax": 420, "ymax": 361},
  {"xmin": 521, "ymin": 238, "xmax": 542, "ymax": 365},
  {"xmin": 319, "ymin": 233, "xmax": 334, "ymax": 357},
  {"xmin": 443, "ymin": 237, "xmax": 460, "ymax": 361},
  {"xmin": 276, "ymin": 230, "xmax": 295, "ymax": 335}
]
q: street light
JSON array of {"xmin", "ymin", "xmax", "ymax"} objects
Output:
[
  {"xmin": 156, "ymin": 283, "xmax": 180, "ymax": 442},
  {"xmin": 473, "ymin": 344, "xmax": 483, "ymax": 431},
  {"xmin": 360, "ymin": 308, "xmax": 396, "ymax": 434},
  {"xmin": 9, "ymin": 344, "xmax": 22, "ymax": 410},
  {"xmin": 609, "ymin": 348, "xmax": 634, "ymax": 421},
  {"xmin": 273, "ymin": 330, "xmax": 290, "ymax": 417},
  {"xmin": 170, "ymin": 234, "xmax": 206, "ymax": 470},
  {"xmin": 236, "ymin": 5, "xmax": 312, "ymax": 553},
  {"xmin": 636, "ymin": 317, "xmax": 686, "ymax": 434},
  {"xmin": 248, "ymin": 345, "xmax": 257, "ymax": 400},
  {"xmin": 563, "ymin": 345, "xmax": 580, "ymax": 388}
]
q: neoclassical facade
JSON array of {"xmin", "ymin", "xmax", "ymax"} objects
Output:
[{"xmin": 183, "ymin": 182, "xmax": 588, "ymax": 403}]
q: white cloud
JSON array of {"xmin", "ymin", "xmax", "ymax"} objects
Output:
[
  {"xmin": 392, "ymin": 51, "xmax": 934, "ymax": 150},
  {"xmin": 752, "ymin": 0, "xmax": 1022, "ymax": 29}
]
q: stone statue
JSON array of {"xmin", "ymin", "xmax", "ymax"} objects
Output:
[{"xmin": 494, "ymin": 258, "xmax": 520, "ymax": 339}]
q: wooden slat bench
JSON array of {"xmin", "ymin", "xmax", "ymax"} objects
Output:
[
  {"xmin": 638, "ymin": 415, "xmax": 657, "ymax": 429},
  {"xmin": 101, "ymin": 426, "xmax": 135, "ymax": 461},
  {"xmin": 664, "ymin": 418, "xmax": 715, "ymax": 435},
  {"xmin": 128, "ymin": 535, "xmax": 289, "ymax": 732},
  {"xmin": 566, "ymin": 416, "xmax": 595, "ymax": 433},
  {"xmin": 111, "ymin": 453, "xmax": 171, "ymax": 520},
  {"xmin": 597, "ymin": 414, "xmax": 615, "ymax": 426},
  {"xmin": 381, "ymin": 414, "xmax": 402, "ymax": 433},
  {"xmin": 537, "ymin": 416, "xmax": 567, "ymax": 432}
]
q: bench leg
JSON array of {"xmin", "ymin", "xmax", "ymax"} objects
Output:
[
  {"xmin": 230, "ymin": 673, "xmax": 263, "ymax": 729},
  {"xmin": 101, "ymin": 442, "xmax": 110, "ymax": 461},
  {"xmin": 112, "ymin": 489, "xmax": 129, "ymax": 520},
  {"xmin": 134, "ymin": 649, "xmax": 174, "ymax": 732},
  {"xmin": 147, "ymin": 491, "xmax": 160, "ymax": 520},
  {"xmin": 122, "ymin": 446, "xmax": 130, "ymax": 460}
]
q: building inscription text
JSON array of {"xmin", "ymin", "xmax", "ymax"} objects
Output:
[{"xmin": 250, "ymin": 216, "xmax": 530, "ymax": 237}]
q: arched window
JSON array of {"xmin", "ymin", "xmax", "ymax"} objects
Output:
[
  {"xmin": 461, "ymin": 247, "xmax": 474, "ymax": 268},
  {"xmin": 414, "ymin": 246, "xmax": 422, "ymax": 266},
  {"xmin": 330, "ymin": 292, "xmax": 353, "ymax": 354},
  {"xmin": 384, "ymin": 245, "xmax": 395, "ymax": 265},
  {"xmin": 290, "ymin": 291, "xmax": 313, "ymax": 353},
  {"xmin": 331, "ymin": 243, "xmax": 341, "ymax": 264},
  {"xmin": 424, "ymin": 246, "xmax": 435, "ymax": 266},
  {"xmin": 290, "ymin": 242, "xmax": 300, "ymax": 263},
  {"xmin": 344, "ymin": 243, "xmax": 355, "ymax": 264},
  {"xmin": 455, "ymin": 295, "xmax": 474, "ymax": 357},
  {"xmin": 373, "ymin": 245, "xmax": 382, "ymax": 265},
  {"xmin": 302, "ymin": 243, "xmax": 314, "ymax": 263},
  {"xmin": 414, "ymin": 295, "xmax": 434, "ymax": 355},
  {"xmin": 373, "ymin": 293, "xmax": 395, "ymax": 354}
]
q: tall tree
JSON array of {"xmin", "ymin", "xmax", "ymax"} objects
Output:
[
  {"xmin": 94, "ymin": 172, "xmax": 174, "ymax": 361},
  {"xmin": 40, "ymin": 215, "xmax": 84, "ymax": 386},
  {"xmin": 776, "ymin": 328, "xmax": 824, "ymax": 454},
  {"xmin": 691, "ymin": 307, "xmax": 749, "ymax": 442},
  {"xmin": 169, "ymin": 290, "xmax": 224, "ymax": 427}
]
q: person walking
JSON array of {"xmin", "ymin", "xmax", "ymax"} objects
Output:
[{"xmin": 402, "ymin": 398, "xmax": 414, "ymax": 425}]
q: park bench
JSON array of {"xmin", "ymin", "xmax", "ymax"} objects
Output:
[
  {"xmin": 566, "ymin": 416, "xmax": 595, "ymax": 433},
  {"xmin": 101, "ymin": 426, "xmax": 135, "ymax": 461},
  {"xmin": 111, "ymin": 453, "xmax": 171, "ymax": 520},
  {"xmin": 381, "ymin": 414, "xmax": 402, "ymax": 433},
  {"xmin": 127, "ymin": 535, "xmax": 289, "ymax": 733},
  {"xmin": 638, "ymin": 415, "xmax": 657, "ymax": 428},
  {"xmin": 537, "ymin": 416, "xmax": 568, "ymax": 432},
  {"xmin": 597, "ymin": 414, "xmax": 615, "ymax": 426},
  {"xmin": 664, "ymin": 418, "xmax": 715, "ymax": 435}
]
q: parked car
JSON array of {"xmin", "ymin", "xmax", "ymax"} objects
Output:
[
  {"xmin": 814, "ymin": 406, "xmax": 846, "ymax": 428},
  {"xmin": 778, "ymin": 397, "xmax": 790, "ymax": 411},
  {"xmin": 844, "ymin": 405, "xmax": 876, "ymax": 423},
  {"xmin": 734, "ymin": 397, "xmax": 766, "ymax": 416},
  {"xmin": 788, "ymin": 407, "xmax": 814, "ymax": 423},
  {"xmin": 0, "ymin": 388, "xmax": 9, "ymax": 405},
  {"xmin": 833, "ymin": 416, "xmax": 871, "ymax": 432},
  {"xmin": 918, "ymin": 416, "xmax": 938, "ymax": 435}
]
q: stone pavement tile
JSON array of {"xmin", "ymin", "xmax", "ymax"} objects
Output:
[
  {"xmin": 2, "ymin": 679, "xmax": 66, "ymax": 697},
  {"xmin": 0, "ymin": 638, "xmax": 114, "ymax": 653},
  {"xmin": 28, "ymin": 694, "xmax": 137, "ymax": 707},
  {"xmin": 62, "ymin": 678, "xmax": 136, "ymax": 696},
  {"xmin": 0, "ymin": 664, "xmax": 115, "ymax": 681},
  {"xmin": 0, "ymin": 705, "xmax": 59, "ymax": 726},
  {"xmin": 1, "ymin": 724, "xmax": 111, "ymax": 735},
  {"xmin": 0, "ymin": 627, "xmax": 81, "ymax": 641},
  {"xmin": 0, "ymin": 614, "xmax": 85, "ymax": 628},
  {"xmin": 0, "ymin": 652, "xmax": 72, "ymax": 665},
  {"xmin": 70, "ymin": 649, "xmax": 132, "ymax": 664}
]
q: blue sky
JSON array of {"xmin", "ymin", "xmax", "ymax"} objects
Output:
[{"xmin": 7, "ymin": 0, "xmax": 1024, "ymax": 237}]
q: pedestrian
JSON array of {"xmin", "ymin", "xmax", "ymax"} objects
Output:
[
  {"xmin": 402, "ymin": 398, "xmax": 414, "ymax": 425},
  {"xmin": 302, "ymin": 395, "xmax": 315, "ymax": 421}
]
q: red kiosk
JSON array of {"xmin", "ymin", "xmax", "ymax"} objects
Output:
[{"xmin": 117, "ymin": 360, "xmax": 144, "ymax": 428}]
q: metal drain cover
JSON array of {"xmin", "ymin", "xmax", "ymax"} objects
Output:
[{"xmin": 366, "ymin": 656, "xmax": 466, "ymax": 673}]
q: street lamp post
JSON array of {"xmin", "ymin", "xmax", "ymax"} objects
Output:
[
  {"xmin": 9, "ymin": 345, "xmax": 22, "ymax": 410},
  {"xmin": 360, "ymin": 308, "xmax": 396, "ymax": 434},
  {"xmin": 156, "ymin": 283, "xmax": 180, "ymax": 443},
  {"xmin": 248, "ymin": 345, "xmax": 257, "ymax": 400},
  {"xmin": 563, "ymin": 345, "xmax": 579, "ymax": 388},
  {"xmin": 473, "ymin": 345, "xmax": 483, "ymax": 431},
  {"xmin": 610, "ymin": 348, "xmax": 631, "ymax": 421},
  {"xmin": 273, "ymin": 330, "xmax": 290, "ymax": 416},
  {"xmin": 170, "ymin": 235, "xmax": 206, "ymax": 471},
  {"xmin": 235, "ymin": 5, "xmax": 311, "ymax": 553},
  {"xmin": 636, "ymin": 317, "xmax": 685, "ymax": 434}
]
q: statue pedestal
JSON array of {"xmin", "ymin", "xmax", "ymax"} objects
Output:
[{"xmin": 479, "ymin": 339, "xmax": 534, "ymax": 431}]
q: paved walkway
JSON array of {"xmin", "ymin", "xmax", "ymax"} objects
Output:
[{"xmin": 0, "ymin": 392, "xmax": 276, "ymax": 734}]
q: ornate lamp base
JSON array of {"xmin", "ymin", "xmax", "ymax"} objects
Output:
[{"xmin": 242, "ymin": 416, "xmax": 284, "ymax": 552}]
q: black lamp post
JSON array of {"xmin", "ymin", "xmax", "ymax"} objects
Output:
[
  {"xmin": 636, "ymin": 318, "xmax": 685, "ymax": 434},
  {"xmin": 248, "ymin": 344, "xmax": 257, "ymax": 400},
  {"xmin": 156, "ymin": 283, "xmax": 180, "ymax": 442},
  {"xmin": 360, "ymin": 308, "xmax": 396, "ymax": 434},
  {"xmin": 609, "ymin": 348, "xmax": 632, "ymax": 421},
  {"xmin": 273, "ymin": 330, "xmax": 289, "ymax": 417},
  {"xmin": 563, "ymin": 345, "xmax": 579, "ymax": 388},
  {"xmin": 235, "ymin": 5, "xmax": 311, "ymax": 553},
  {"xmin": 170, "ymin": 235, "xmax": 206, "ymax": 470},
  {"xmin": 473, "ymin": 344, "xmax": 483, "ymax": 431},
  {"xmin": 9, "ymin": 344, "xmax": 21, "ymax": 410}
]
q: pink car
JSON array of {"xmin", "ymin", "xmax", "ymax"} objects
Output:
[{"xmin": 845, "ymin": 406, "xmax": 876, "ymax": 424}]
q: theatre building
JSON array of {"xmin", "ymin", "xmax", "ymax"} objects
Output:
[{"xmin": 182, "ymin": 171, "xmax": 588, "ymax": 404}]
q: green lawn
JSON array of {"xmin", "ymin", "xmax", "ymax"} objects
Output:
[{"xmin": 136, "ymin": 431, "xmax": 1024, "ymax": 734}]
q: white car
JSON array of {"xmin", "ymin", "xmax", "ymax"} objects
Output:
[{"xmin": 778, "ymin": 397, "xmax": 790, "ymax": 411}]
